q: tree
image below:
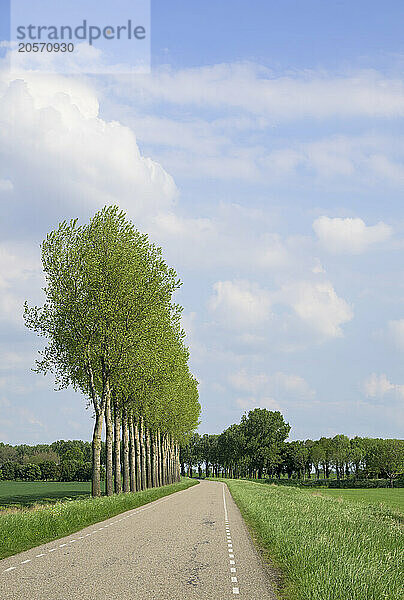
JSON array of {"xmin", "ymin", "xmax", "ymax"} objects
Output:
[
  {"xmin": 367, "ymin": 439, "xmax": 404, "ymax": 486},
  {"xmin": 0, "ymin": 461, "xmax": 15, "ymax": 480},
  {"xmin": 24, "ymin": 206, "xmax": 189, "ymax": 496},
  {"xmin": 241, "ymin": 409, "xmax": 290, "ymax": 478},
  {"xmin": 19, "ymin": 463, "xmax": 41, "ymax": 481},
  {"xmin": 0, "ymin": 443, "xmax": 17, "ymax": 464},
  {"xmin": 39, "ymin": 461, "xmax": 60, "ymax": 480},
  {"xmin": 331, "ymin": 435, "xmax": 350, "ymax": 480}
]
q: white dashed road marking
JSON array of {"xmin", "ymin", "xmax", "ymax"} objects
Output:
[
  {"xmin": 2, "ymin": 486, "xmax": 193, "ymax": 576},
  {"xmin": 222, "ymin": 484, "xmax": 240, "ymax": 595}
]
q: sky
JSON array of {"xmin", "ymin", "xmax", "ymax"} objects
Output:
[{"xmin": 0, "ymin": 1, "xmax": 404, "ymax": 444}]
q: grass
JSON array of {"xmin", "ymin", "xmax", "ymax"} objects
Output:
[
  {"xmin": 225, "ymin": 479, "xmax": 403, "ymax": 600},
  {"xmin": 0, "ymin": 478, "xmax": 198, "ymax": 559},
  {"xmin": 311, "ymin": 487, "xmax": 404, "ymax": 513},
  {"xmin": 0, "ymin": 480, "xmax": 92, "ymax": 509}
]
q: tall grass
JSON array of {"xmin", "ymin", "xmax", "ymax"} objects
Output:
[
  {"xmin": 0, "ymin": 479, "xmax": 198, "ymax": 559},
  {"xmin": 226, "ymin": 480, "xmax": 403, "ymax": 600}
]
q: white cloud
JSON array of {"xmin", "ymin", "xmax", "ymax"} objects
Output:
[
  {"xmin": 229, "ymin": 368, "xmax": 315, "ymax": 399},
  {"xmin": 0, "ymin": 243, "xmax": 43, "ymax": 325},
  {"xmin": 0, "ymin": 178, "xmax": 13, "ymax": 192},
  {"xmin": 208, "ymin": 280, "xmax": 272, "ymax": 327},
  {"xmin": 275, "ymin": 281, "xmax": 353, "ymax": 338},
  {"xmin": 387, "ymin": 319, "xmax": 404, "ymax": 350},
  {"xmin": 313, "ymin": 216, "xmax": 392, "ymax": 254},
  {"xmin": 209, "ymin": 278, "xmax": 352, "ymax": 341},
  {"xmin": 0, "ymin": 74, "xmax": 177, "ymax": 220},
  {"xmin": 236, "ymin": 396, "xmax": 281, "ymax": 411},
  {"xmin": 128, "ymin": 64, "xmax": 404, "ymax": 120},
  {"xmin": 364, "ymin": 373, "xmax": 404, "ymax": 400}
]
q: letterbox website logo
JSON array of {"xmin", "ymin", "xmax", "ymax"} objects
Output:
[{"xmin": 8, "ymin": 0, "xmax": 150, "ymax": 74}]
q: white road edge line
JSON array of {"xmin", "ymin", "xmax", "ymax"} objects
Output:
[{"xmin": 223, "ymin": 484, "xmax": 239, "ymax": 595}]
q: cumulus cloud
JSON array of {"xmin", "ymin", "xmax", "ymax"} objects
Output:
[
  {"xmin": 274, "ymin": 280, "xmax": 353, "ymax": 338},
  {"xmin": 313, "ymin": 216, "xmax": 392, "ymax": 254},
  {"xmin": 208, "ymin": 277, "xmax": 352, "ymax": 340},
  {"xmin": 364, "ymin": 373, "xmax": 404, "ymax": 400},
  {"xmin": 208, "ymin": 280, "xmax": 272, "ymax": 327},
  {"xmin": 0, "ymin": 74, "xmax": 177, "ymax": 222}
]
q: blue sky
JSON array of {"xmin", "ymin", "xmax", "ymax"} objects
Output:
[{"xmin": 0, "ymin": 1, "xmax": 404, "ymax": 444}]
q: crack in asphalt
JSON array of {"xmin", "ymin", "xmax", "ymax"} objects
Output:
[{"xmin": 184, "ymin": 540, "xmax": 210, "ymax": 587}]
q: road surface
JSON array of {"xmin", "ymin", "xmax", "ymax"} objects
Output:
[{"xmin": 0, "ymin": 480, "xmax": 277, "ymax": 599}]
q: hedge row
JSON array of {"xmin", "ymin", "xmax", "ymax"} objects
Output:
[{"xmin": 0, "ymin": 461, "xmax": 103, "ymax": 482}]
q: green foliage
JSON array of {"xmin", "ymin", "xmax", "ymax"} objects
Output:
[
  {"xmin": 0, "ymin": 462, "xmax": 16, "ymax": 480},
  {"xmin": 187, "ymin": 426, "xmax": 404, "ymax": 483},
  {"xmin": 15, "ymin": 464, "xmax": 42, "ymax": 481},
  {"xmin": 24, "ymin": 206, "xmax": 200, "ymax": 496},
  {"xmin": 59, "ymin": 460, "xmax": 80, "ymax": 482},
  {"xmin": 39, "ymin": 461, "xmax": 60, "ymax": 481}
]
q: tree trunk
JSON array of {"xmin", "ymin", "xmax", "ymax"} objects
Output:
[
  {"xmin": 150, "ymin": 431, "xmax": 156, "ymax": 487},
  {"xmin": 168, "ymin": 437, "xmax": 173, "ymax": 483},
  {"xmin": 113, "ymin": 398, "xmax": 122, "ymax": 494},
  {"xmin": 158, "ymin": 430, "xmax": 163, "ymax": 486},
  {"xmin": 122, "ymin": 408, "xmax": 130, "ymax": 492},
  {"xmin": 92, "ymin": 409, "xmax": 104, "ymax": 497},
  {"xmin": 140, "ymin": 417, "xmax": 147, "ymax": 490},
  {"xmin": 134, "ymin": 418, "xmax": 142, "ymax": 491},
  {"xmin": 152, "ymin": 432, "xmax": 159, "ymax": 487},
  {"xmin": 105, "ymin": 384, "xmax": 114, "ymax": 496},
  {"xmin": 128, "ymin": 412, "xmax": 137, "ymax": 492},
  {"xmin": 176, "ymin": 443, "xmax": 180, "ymax": 481},
  {"xmin": 162, "ymin": 434, "xmax": 167, "ymax": 484},
  {"xmin": 146, "ymin": 426, "xmax": 153, "ymax": 489}
]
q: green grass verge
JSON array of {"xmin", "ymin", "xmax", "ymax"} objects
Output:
[
  {"xmin": 0, "ymin": 481, "xmax": 92, "ymax": 509},
  {"xmin": 224, "ymin": 479, "xmax": 403, "ymax": 600},
  {"xmin": 311, "ymin": 487, "xmax": 404, "ymax": 513},
  {"xmin": 0, "ymin": 478, "xmax": 198, "ymax": 560}
]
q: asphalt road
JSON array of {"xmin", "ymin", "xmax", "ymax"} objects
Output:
[{"xmin": 0, "ymin": 480, "xmax": 277, "ymax": 600}]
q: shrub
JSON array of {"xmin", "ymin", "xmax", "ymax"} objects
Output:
[
  {"xmin": 59, "ymin": 460, "xmax": 80, "ymax": 482},
  {"xmin": 75, "ymin": 462, "xmax": 92, "ymax": 481},
  {"xmin": 18, "ymin": 463, "xmax": 42, "ymax": 481},
  {"xmin": 39, "ymin": 461, "xmax": 60, "ymax": 481},
  {"xmin": 0, "ymin": 461, "xmax": 16, "ymax": 480}
]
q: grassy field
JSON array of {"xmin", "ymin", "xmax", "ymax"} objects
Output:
[
  {"xmin": 311, "ymin": 487, "xmax": 404, "ymax": 513},
  {"xmin": 226, "ymin": 479, "xmax": 403, "ymax": 600},
  {"xmin": 0, "ymin": 481, "xmax": 92, "ymax": 509},
  {"xmin": 0, "ymin": 478, "xmax": 198, "ymax": 559}
]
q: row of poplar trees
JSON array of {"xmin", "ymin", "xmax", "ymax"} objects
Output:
[{"xmin": 24, "ymin": 206, "xmax": 200, "ymax": 497}]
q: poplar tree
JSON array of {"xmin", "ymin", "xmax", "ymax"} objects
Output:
[{"xmin": 24, "ymin": 206, "xmax": 189, "ymax": 496}]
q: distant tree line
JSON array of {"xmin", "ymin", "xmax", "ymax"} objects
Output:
[
  {"xmin": 180, "ymin": 409, "xmax": 404, "ymax": 486},
  {"xmin": 0, "ymin": 440, "xmax": 95, "ymax": 482},
  {"xmin": 21, "ymin": 207, "xmax": 200, "ymax": 496}
]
